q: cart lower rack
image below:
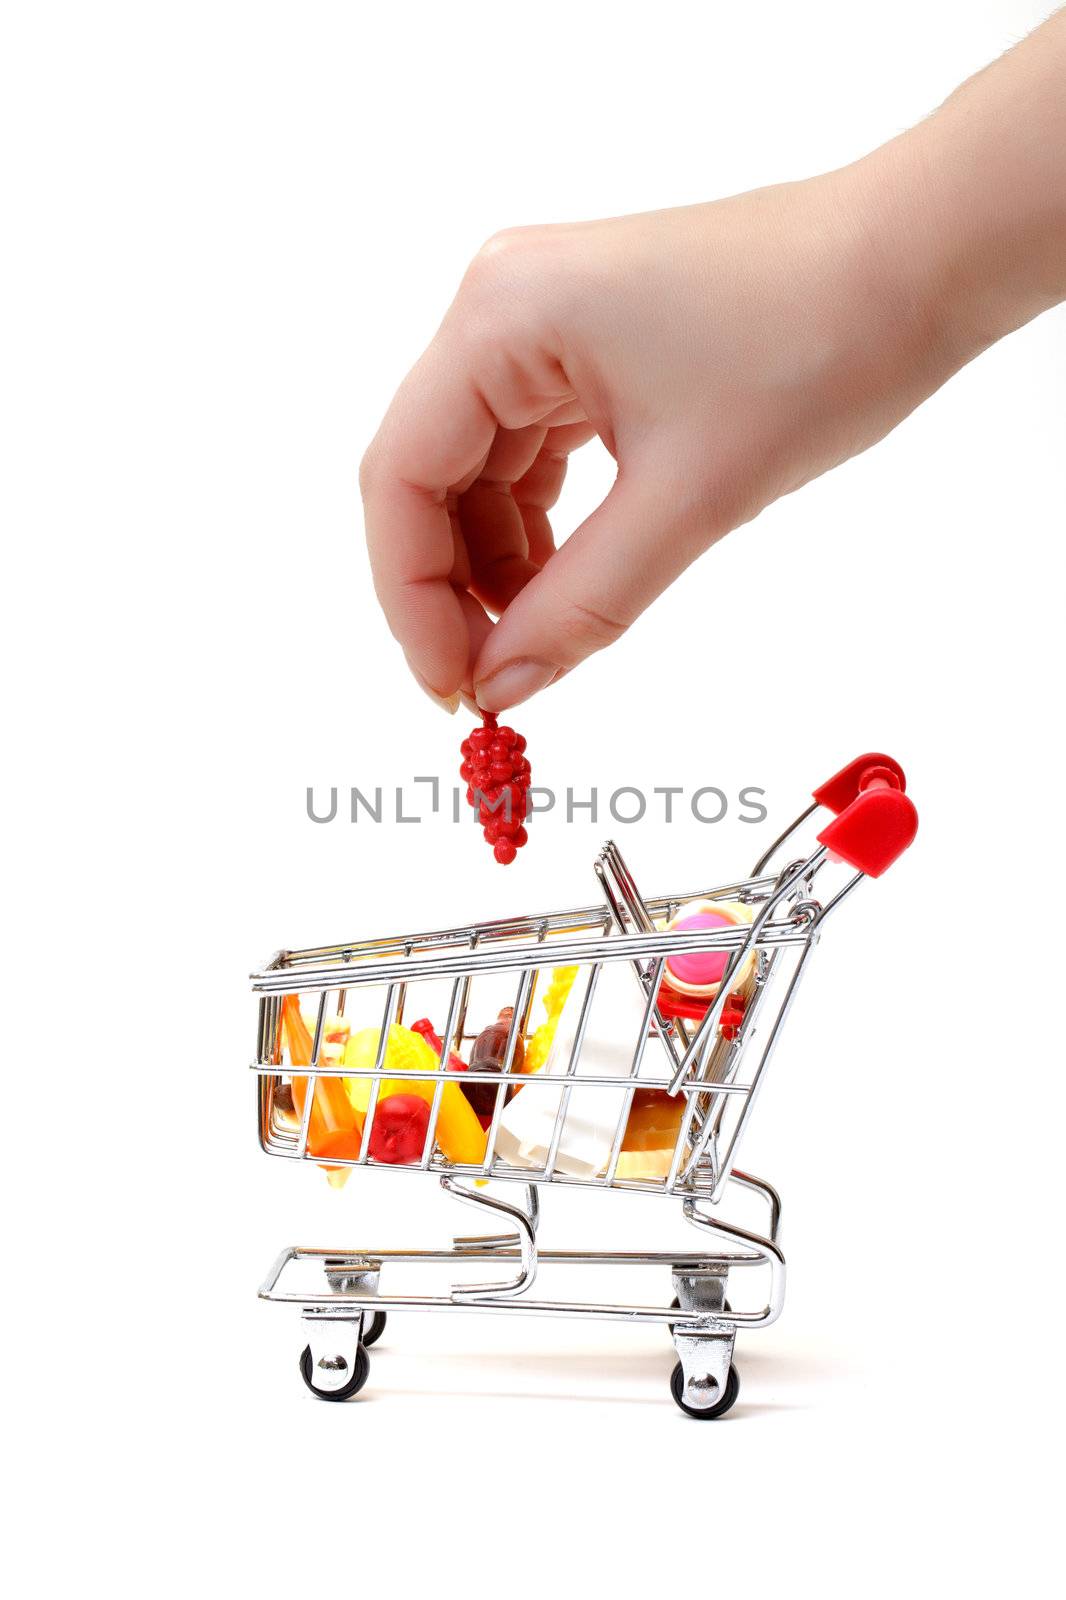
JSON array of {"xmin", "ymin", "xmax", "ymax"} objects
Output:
[{"xmin": 251, "ymin": 753, "xmax": 917, "ymax": 1417}]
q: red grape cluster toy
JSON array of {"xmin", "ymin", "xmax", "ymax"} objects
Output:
[{"xmin": 459, "ymin": 712, "xmax": 531, "ymax": 865}]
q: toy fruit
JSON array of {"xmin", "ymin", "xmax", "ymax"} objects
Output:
[
  {"xmin": 367, "ymin": 1093, "xmax": 431, "ymax": 1164},
  {"xmin": 459, "ymin": 712, "xmax": 531, "ymax": 864},
  {"xmin": 343, "ymin": 1023, "xmax": 488, "ymax": 1165},
  {"xmin": 282, "ymin": 995, "xmax": 364, "ymax": 1187}
]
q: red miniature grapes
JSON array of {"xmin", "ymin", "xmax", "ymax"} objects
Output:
[{"xmin": 459, "ymin": 711, "xmax": 531, "ymax": 865}]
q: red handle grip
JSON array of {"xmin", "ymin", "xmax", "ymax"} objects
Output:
[
  {"xmin": 813, "ymin": 753, "xmax": 918, "ymax": 878},
  {"xmin": 812, "ymin": 753, "xmax": 907, "ymax": 812}
]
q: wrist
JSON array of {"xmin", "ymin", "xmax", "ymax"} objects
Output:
[
  {"xmin": 812, "ymin": 151, "xmax": 970, "ymax": 408},
  {"xmin": 859, "ymin": 18, "xmax": 1066, "ymax": 369}
]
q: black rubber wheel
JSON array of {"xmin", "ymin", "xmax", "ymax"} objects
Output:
[
  {"xmin": 670, "ymin": 1359, "xmax": 740, "ymax": 1419},
  {"xmin": 299, "ymin": 1342, "xmax": 370, "ymax": 1402},
  {"xmin": 668, "ymin": 1295, "xmax": 731, "ymax": 1334},
  {"xmin": 361, "ymin": 1310, "xmax": 387, "ymax": 1348}
]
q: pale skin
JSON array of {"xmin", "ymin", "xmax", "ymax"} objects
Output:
[{"xmin": 360, "ymin": 11, "xmax": 1066, "ymax": 715}]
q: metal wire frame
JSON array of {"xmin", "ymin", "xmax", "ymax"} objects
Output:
[
  {"xmin": 251, "ymin": 804, "xmax": 863, "ymax": 1205},
  {"xmin": 259, "ymin": 1167, "xmax": 786, "ymax": 1331},
  {"xmin": 251, "ymin": 778, "xmax": 907, "ymax": 1418}
]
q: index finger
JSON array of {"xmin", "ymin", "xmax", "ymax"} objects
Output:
[{"xmin": 360, "ymin": 331, "xmax": 499, "ymax": 703}]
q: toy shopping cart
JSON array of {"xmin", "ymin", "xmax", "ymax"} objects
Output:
[{"xmin": 252, "ymin": 753, "xmax": 917, "ymax": 1417}]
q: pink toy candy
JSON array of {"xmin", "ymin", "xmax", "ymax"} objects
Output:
[
  {"xmin": 662, "ymin": 899, "xmax": 756, "ymax": 998},
  {"xmin": 664, "ymin": 911, "xmax": 734, "ymax": 990}
]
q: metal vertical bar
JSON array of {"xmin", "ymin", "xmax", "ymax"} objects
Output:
[
  {"xmin": 261, "ymin": 993, "xmax": 284, "ymax": 1149},
  {"xmin": 455, "ymin": 970, "xmax": 473, "ymax": 1041},
  {"xmin": 680, "ymin": 948, "xmax": 782, "ymax": 1182},
  {"xmin": 295, "ymin": 990, "xmax": 329, "ymax": 1159},
  {"xmin": 420, "ymin": 978, "xmax": 463, "ymax": 1168},
  {"xmin": 481, "ymin": 967, "xmax": 536, "ymax": 1173},
  {"xmin": 668, "ymin": 847, "xmax": 828, "ymax": 1093},
  {"xmin": 356, "ymin": 984, "xmax": 400, "ymax": 1163},
  {"xmin": 709, "ymin": 929, "xmax": 822, "ymax": 1193},
  {"xmin": 751, "ymin": 800, "xmax": 818, "ymax": 877},
  {"xmin": 595, "ymin": 850, "xmax": 685, "ymax": 1074},
  {"xmin": 601, "ymin": 955, "xmax": 667, "ymax": 1186},
  {"xmin": 310, "ymin": 990, "xmax": 327, "ymax": 1064},
  {"xmin": 543, "ymin": 962, "xmax": 602, "ymax": 1179},
  {"xmin": 664, "ymin": 1076, "xmax": 711, "ymax": 1193}
]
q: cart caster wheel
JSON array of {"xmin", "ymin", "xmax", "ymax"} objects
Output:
[
  {"xmin": 670, "ymin": 1360, "xmax": 739, "ymax": 1419},
  {"xmin": 361, "ymin": 1310, "xmax": 387, "ymax": 1348},
  {"xmin": 299, "ymin": 1342, "xmax": 370, "ymax": 1402},
  {"xmin": 668, "ymin": 1296, "xmax": 731, "ymax": 1334}
]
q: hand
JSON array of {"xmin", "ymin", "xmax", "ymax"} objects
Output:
[{"xmin": 360, "ymin": 13, "xmax": 1066, "ymax": 714}]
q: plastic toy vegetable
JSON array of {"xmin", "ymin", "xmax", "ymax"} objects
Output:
[
  {"xmin": 367, "ymin": 1093, "xmax": 431, "ymax": 1164},
  {"xmin": 524, "ymin": 965, "xmax": 578, "ymax": 1075},
  {"xmin": 343, "ymin": 1023, "xmax": 488, "ymax": 1165},
  {"xmin": 411, "ymin": 1016, "xmax": 492, "ymax": 1128},
  {"xmin": 282, "ymin": 995, "xmax": 364, "ymax": 1187},
  {"xmin": 459, "ymin": 712, "xmax": 531, "ymax": 864},
  {"xmin": 410, "ymin": 1018, "xmax": 466, "ymax": 1075}
]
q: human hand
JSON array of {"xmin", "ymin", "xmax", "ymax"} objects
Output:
[{"xmin": 360, "ymin": 13, "xmax": 1066, "ymax": 714}]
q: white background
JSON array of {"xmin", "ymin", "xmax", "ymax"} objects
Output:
[{"xmin": 4, "ymin": 1, "xmax": 1063, "ymax": 1593}]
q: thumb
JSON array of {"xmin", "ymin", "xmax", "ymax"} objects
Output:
[{"xmin": 472, "ymin": 468, "xmax": 709, "ymax": 713}]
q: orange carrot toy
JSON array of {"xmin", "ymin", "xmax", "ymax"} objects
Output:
[{"xmin": 282, "ymin": 995, "xmax": 363, "ymax": 1186}]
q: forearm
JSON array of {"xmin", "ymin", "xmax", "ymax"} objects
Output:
[{"xmin": 866, "ymin": 9, "xmax": 1066, "ymax": 365}]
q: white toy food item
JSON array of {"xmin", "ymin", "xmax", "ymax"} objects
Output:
[{"xmin": 496, "ymin": 961, "xmax": 658, "ymax": 1178}]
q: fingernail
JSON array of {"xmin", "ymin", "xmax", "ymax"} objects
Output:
[
  {"xmin": 474, "ymin": 659, "xmax": 558, "ymax": 712},
  {"xmin": 413, "ymin": 672, "xmax": 460, "ymax": 715}
]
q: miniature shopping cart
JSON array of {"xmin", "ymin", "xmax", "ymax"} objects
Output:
[{"xmin": 252, "ymin": 753, "xmax": 917, "ymax": 1417}]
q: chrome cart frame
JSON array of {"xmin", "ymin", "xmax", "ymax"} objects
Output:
[{"xmin": 251, "ymin": 753, "xmax": 917, "ymax": 1416}]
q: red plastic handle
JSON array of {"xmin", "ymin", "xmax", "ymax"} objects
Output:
[
  {"xmin": 812, "ymin": 753, "xmax": 907, "ymax": 813},
  {"xmin": 814, "ymin": 753, "xmax": 918, "ymax": 878}
]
